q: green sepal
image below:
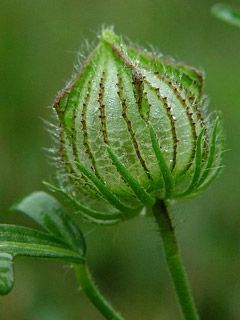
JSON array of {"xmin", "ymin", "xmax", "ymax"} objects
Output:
[
  {"xmin": 53, "ymin": 28, "xmax": 223, "ymax": 208},
  {"xmin": 149, "ymin": 124, "xmax": 174, "ymax": 198},
  {"xmin": 197, "ymin": 119, "xmax": 221, "ymax": 187},
  {"xmin": 175, "ymin": 130, "xmax": 204, "ymax": 198},
  {"xmin": 43, "ymin": 182, "xmax": 124, "ymax": 225},
  {"xmin": 74, "ymin": 162, "xmax": 139, "ymax": 214},
  {"xmin": 107, "ymin": 146, "xmax": 155, "ymax": 207},
  {"xmin": 126, "ymin": 46, "xmax": 204, "ymax": 99}
]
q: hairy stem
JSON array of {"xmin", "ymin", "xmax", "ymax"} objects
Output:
[
  {"xmin": 152, "ymin": 199, "xmax": 200, "ymax": 320},
  {"xmin": 74, "ymin": 263, "xmax": 124, "ymax": 320}
]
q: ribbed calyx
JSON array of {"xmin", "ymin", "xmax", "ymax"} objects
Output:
[{"xmin": 53, "ymin": 28, "xmax": 223, "ymax": 224}]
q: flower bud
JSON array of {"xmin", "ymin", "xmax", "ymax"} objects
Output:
[{"xmin": 53, "ymin": 29, "xmax": 223, "ymax": 224}]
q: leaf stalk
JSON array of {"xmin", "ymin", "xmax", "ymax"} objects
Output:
[{"xmin": 74, "ymin": 263, "xmax": 124, "ymax": 320}]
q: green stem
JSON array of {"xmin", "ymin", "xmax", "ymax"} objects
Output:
[
  {"xmin": 74, "ymin": 263, "xmax": 124, "ymax": 320},
  {"xmin": 152, "ymin": 199, "xmax": 200, "ymax": 320}
]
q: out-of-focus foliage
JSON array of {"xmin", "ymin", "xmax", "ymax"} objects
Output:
[
  {"xmin": 0, "ymin": 192, "xmax": 86, "ymax": 296},
  {"xmin": 212, "ymin": 3, "xmax": 240, "ymax": 28},
  {"xmin": 0, "ymin": 0, "xmax": 240, "ymax": 319}
]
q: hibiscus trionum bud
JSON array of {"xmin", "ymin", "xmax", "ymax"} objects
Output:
[{"xmin": 53, "ymin": 28, "xmax": 223, "ymax": 224}]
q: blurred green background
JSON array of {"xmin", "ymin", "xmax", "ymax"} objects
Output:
[{"xmin": 0, "ymin": 0, "xmax": 240, "ymax": 319}]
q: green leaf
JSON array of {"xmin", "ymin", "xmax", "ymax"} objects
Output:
[
  {"xmin": 0, "ymin": 224, "xmax": 66, "ymax": 247},
  {"xmin": 0, "ymin": 224, "xmax": 83, "ymax": 263},
  {"xmin": 0, "ymin": 253, "xmax": 14, "ymax": 295},
  {"xmin": 0, "ymin": 193, "xmax": 87, "ymax": 296},
  {"xmin": 212, "ymin": 3, "xmax": 240, "ymax": 28},
  {"xmin": 12, "ymin": 191, "xmax": 86, "ymax": 256}
]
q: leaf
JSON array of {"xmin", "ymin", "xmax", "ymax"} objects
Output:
[
  {"xmin": 0, "ymin": 253, "xmax": 14, "ymax": 295},
  {"xmin": 11, "ymin": 191, "xmax": 86, "ymax": 256},
  {"xmin": 0, "ymin": 225, "xmax": 83, "ymax": 263},
  {"xmin": 0, "ymin": 193, "xmax": 86, "ymax": 296},
  {"xmin": 0, "ymin": 224, "xmax": 66, "ymax": 247},
  {"xmin": 212, "ymin": 3, "xmax": 240, "ymax": 28}
]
